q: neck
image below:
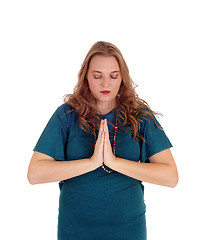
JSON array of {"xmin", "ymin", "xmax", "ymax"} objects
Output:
[{"xmin": 97, "ymin": 101, "xmax": 117, "ymax": 115}]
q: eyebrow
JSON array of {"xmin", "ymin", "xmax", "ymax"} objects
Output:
[{"xmin": 92, "ymin": 70, "xmax": 120, "ymax": 73}]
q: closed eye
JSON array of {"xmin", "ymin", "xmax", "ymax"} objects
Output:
[
  {"xmin": 111, "ymin": 74, "xmax": 119, "ymax": 79},
  {"xmin": 94, "ymin": 75, "xmax": 101, "ymax": 79}
]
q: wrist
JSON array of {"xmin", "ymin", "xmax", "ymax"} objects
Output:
[
  {"xmin": 108, "ymin": 156, "xmax": 118, "ymax": 170},
  {"xmin": 90, "ymin": 156, "xmax": 102, "ymax": 171}
]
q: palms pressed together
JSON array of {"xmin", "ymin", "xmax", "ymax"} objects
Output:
[{"xmin": 91, "ymin": 119, "xmax": 117, "ymax": 170}]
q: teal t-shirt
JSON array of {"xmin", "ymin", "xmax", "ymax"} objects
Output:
[{"xmin": 34, "ymin": 103, "xmax": 172, "ymax": 240}]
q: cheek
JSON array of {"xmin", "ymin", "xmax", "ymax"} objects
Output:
[
  {"xmin": 88, "ymin": 79, "xmax": 99, "ymax": 93},
  {"xmin": 113, "ymin": 79, "xmax": 122, "ymax": 91}
]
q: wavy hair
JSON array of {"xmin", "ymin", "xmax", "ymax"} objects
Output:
[{"xmin": 64, "ymin": 41, "xmax": 160, "ymax": 141}]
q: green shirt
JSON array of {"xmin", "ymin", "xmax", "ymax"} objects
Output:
[{"xmin": 34, "ymin": 103, "xmax": 172, "ymax": 240}]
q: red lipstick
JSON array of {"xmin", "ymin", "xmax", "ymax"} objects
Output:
[{"xmin": 100, "ymin": 91, "xmax": 111, "ymax": 95}]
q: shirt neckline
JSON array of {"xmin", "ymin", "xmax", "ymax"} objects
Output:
[{"xmin": 100, "ymin": 107, "xmax": 118, "ymax": 117}]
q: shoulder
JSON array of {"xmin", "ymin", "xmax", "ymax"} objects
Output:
[
  {"xmin": 53, "ymin": 103, "xmax": 78, "ymax": 130},
  {"xmin": 55, "ymin": 103, "xmax": 76, "ymax": 118},
  {"xmin": 138, "ymin": 107, "xmax": 162, "ymax": 131},
  {"xmin": 138, "ymin": 107, "xmax": 155, "ymax": 123}
]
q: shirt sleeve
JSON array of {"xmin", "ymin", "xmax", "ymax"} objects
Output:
[
  {"xmin": 140, "ymin": 114, "xmax": 173, "ymax": 163},
  {"xmin": 33, "ymin": 104, "xmax": 70, "ymax": 161}
]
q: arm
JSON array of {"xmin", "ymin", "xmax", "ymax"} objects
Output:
[
  {"xmin": 110, "ymin": 149, "xmax": 179, "ymax": 188},
  {"xmin": 27, "ymin": 120, "xmax": 105, "ymax": 185},
  {"xmin": 103, "ymin": 119, "xmax": 178, "ymax": 188},
  {"xmin": 27, "ymin": 151, "xmax": 95, "ymax": 185}
]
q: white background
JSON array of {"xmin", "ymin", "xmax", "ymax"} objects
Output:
[{"xmin": 1, "ymin": 0, "xmax": 204, "ymax": 239}]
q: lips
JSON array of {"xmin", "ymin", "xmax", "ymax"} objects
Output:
[{"xmin": 100, "ymin": 91, "xmax": 111, "ymax": 95}]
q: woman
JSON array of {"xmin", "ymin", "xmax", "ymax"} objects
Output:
[{"xmin": 27, "ymin": 41, "xmax": 178, "ymax": 240}]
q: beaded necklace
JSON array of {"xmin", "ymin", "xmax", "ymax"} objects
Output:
[{"xmin": 93, "ymin": 114, "xmax": 118, "ymax": 173}]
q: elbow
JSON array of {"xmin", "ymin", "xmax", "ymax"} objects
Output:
[
  {"xmin": 167, "ymin": 172, "xmax": 179, "ymax": 188},
  {"xmin": 27, "ymin": 169, "xmax": 40, "ymax": 185},
  {"xmin": 27, "ymin": 172, "xmax": 36, "ymax": 185},
  {"xmin": 163, "ymin": 163, "xmax": 179, "ymax": 188},
  {"xmin": 168, "ymin": 178, "xmax": 178, "ymax": 188}
]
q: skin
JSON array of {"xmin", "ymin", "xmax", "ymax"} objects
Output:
[
  {"xmin": 27, "ymin": 56, "xmax": 178, "ymax": 188},
  {"xmin": 86, "ymin": 55, "xmax": 122, "ymax": 115},
  {"xmin": 96, "ymin": 118, "xmax": 178, "ymax": 187}
]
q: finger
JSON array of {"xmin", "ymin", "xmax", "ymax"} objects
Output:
[
  {"xmin": 104, "ymin": 119, "xmax": 109, "ymax": 137},
  {"xmin": 97, "ymin": 120, "xmax": 105, "ymax": 142},
  {"xmin": 104, "ymin": 119, "xmax": 110, "ymax": 145}
]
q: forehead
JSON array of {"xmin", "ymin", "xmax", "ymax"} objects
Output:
[{"xmin": 88, "ymin": 55, "xmax": 120, "ymax": 72}]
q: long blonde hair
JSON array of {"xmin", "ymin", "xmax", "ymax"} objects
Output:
[{"xmin": 64, "ymin": 41, "xmax": 159, "ymax": 140}]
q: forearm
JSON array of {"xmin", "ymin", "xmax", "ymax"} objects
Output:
[
  {"xmin": 111, "ymin": 158, "xmax": 178, "ymax": 188},
  {"xmin": 28, "ymin": 158, "xmax": 95, "ymax": 185}
]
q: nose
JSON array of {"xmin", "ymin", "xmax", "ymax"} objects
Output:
[{"xmin": 101, "ymin": 76, "xmax": 109, "ymax": 88}]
